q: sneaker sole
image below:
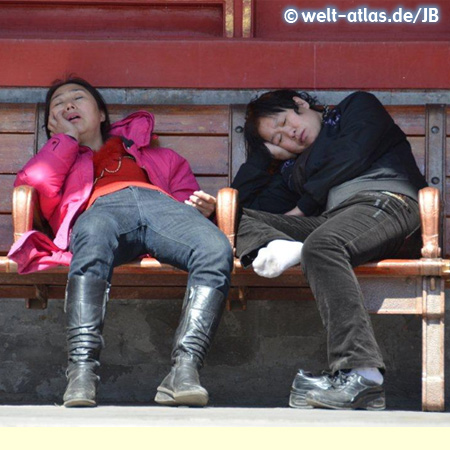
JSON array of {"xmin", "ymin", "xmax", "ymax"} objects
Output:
[
  {"xmin": 307, "ymin": 393, "xmax": 386, "ymax": 411},
  {"xmin": 155, "ymin": 387, "xmax": 208, "ymax": 407},
  {"xmin": 289, "ymin": 391, "xmax": 314, "ymax": 409}
]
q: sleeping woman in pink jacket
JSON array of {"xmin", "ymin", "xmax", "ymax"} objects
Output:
[{"xmin": 8, "ymin": 77, "xmax": 233, "ymax": 408}]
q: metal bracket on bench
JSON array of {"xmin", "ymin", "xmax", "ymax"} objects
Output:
[
  {"xmin": 26, "ymin": 285, "xmax": 49, "ymax": 310},
  {"xmin": 226, "ymin": 287, "xmax": 248, "ymax": 311}
]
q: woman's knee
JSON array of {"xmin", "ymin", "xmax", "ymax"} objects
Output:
[
  {"xmin": 71, "ymin": 214, "xmax": 118, "ymax": 251},
  {"xmin": 200, "ymin": 229, "xmax": 233, "ymax": 267},
  {"xmin": 301, "ymin": 234, "xmax": 347, "ymax": 268},
  {"xmin": 214, "ymin": 231, "xmax": 234, "ymax": 259}
]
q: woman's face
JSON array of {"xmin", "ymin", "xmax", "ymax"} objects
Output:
[
  {"xmin": 258, "ymin": 97, "xmax": 323, "ymax": 160},
  {"xmin": 49, "ymin": 83, "xmax": 105, "ymax": 146}
]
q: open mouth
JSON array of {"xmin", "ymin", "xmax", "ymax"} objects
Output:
[
  {"xmin": 299, "ymin": 129, "xmax": 306, "ymax": 144},
  {"xmin": 67, "ymin": 114, "xmax": 81, "ymax": 122}
]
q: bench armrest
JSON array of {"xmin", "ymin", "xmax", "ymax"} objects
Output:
[
  {"xmin": 419, "ymin": 186, "xmax": 441, "ymax": 258},
  {"xmin": 216, "ymin": 187, "xmax": 238, "ymax": 250},
  {"xmin": 12, "ymin": 185, "xmax": 47, "ymax": 242}
]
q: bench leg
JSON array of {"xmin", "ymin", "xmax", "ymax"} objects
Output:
[
  {"xmin": 26, "ymin": 284, "xmax": 49, "ymax": 309},
  {"xmin": 422, "ymin": 276, "xmax": 445, "ymax": 411}
]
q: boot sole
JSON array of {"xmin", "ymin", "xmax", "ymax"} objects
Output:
[
  {"xmin": 306, "ymin": 393, "xmax": 386, "ymax": 411},
  {"xmin": 155, "ymin": 387, "xmax": 208, "ymax": 407},
  {"xmin": 64, "ymin": 398, "xmax": 97, "ymax": 408}
]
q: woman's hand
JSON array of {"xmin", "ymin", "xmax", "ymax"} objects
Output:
[
  {"xmin": 185, "ymin": 190, "xmax": 216, "ymax": 218},
  {"xmin": 47, "ymin": 109, "xmax": 79, "ymax": 141},
  {"xmin": 265, "ymin": 142, "xmax": 296, "ymax": 161},
  {"xmin": 285, "ymin": 206, "xmax": 305, "ymax": 217}
]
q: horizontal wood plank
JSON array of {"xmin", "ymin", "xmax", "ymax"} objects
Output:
[
  {"xmin": 109, "ymin": 105, "xmax": 229, "ymax": 135},
  {"xmin": 408, "ymin": 137, "xmax": 425, "ymax": 174},
  {"xmin": 0, "ymin": 175, "xmax": 15, "ymax": 213},
  {"xmin": 0, "ymin": 215, "xmax": 13, "ymax": 255},
  {"xmin": 196, "ymin": 176, "xmax": 229, "ymax": 197},
  {"xmin": 154, "ymin": 136, "xmax": 228, "ymax": 175},
  {"xmin": 0, "ymin": 134, "xmax": 35, "ymax": 173},
  {"xmin": 0, "ymin": 104, "xmax": 36, "ymax": 133},
  {"xmin": 387, "ymin": 106, "xmax": 426, "ymax": 136}
]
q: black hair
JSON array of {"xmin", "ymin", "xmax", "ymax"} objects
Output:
[
  {"xmin": 244, "ymin": 89, "xmax": 320, "ymax": 158},
  {"xmin": 44, "ymin": 76, "xmax": 111, "ymax": 141}
]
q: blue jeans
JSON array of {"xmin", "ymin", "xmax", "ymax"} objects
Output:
[
  {"xmin": 236, "ymin": 191, "xmax": 421, "ymax": 372},
  {"xmin": 69, "ymin": 187, "xmax": 233, "ymax": 296}
]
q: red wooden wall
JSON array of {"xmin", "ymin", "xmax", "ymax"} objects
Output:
[{"xmin": 0, "ymin": 0, "xmax": 448, "ymax": 89}]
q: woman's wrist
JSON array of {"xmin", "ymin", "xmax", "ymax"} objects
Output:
[{"xmin": 64, "ymin": 132, "xmax": 79, "ymax": 142}]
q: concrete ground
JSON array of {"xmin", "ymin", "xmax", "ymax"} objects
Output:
[{"xmin": 0, "ymin": 405, "xmax": 449, "ymax": 427}]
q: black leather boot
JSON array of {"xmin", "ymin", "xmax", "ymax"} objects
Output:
[
  {"xmin": 155, "ymin": 285, "xmax": 225, "ymax": 407},
  {"xmin": 63, "ymin": 275, "xmax": 109, "ymax": 407}
]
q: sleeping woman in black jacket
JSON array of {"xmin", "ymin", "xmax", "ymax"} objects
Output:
[{"xmin": 231, "ymin": 90, "xmax": 427, "ymax": 411}]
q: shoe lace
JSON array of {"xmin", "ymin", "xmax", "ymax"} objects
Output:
[{"xmin": 329, "ymin": 370, "xmax": 351, "ymax": 387}]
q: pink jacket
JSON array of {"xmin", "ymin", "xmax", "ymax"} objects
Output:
[{"xmin": 8, "ymin": 111, "xmax": 200, "ymax": 273}]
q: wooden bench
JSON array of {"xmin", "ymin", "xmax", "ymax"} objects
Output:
[{"xmin": 0, "ymin": 100, "xmax": 448, "ymax": 411}]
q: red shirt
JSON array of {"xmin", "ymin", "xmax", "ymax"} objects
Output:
[{"xmin": 87, "ymin": 136, "xmax": 170, "ymax": 208}]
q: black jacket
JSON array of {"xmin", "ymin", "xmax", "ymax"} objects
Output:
[{"xmin": 232, "ymin": 91, "xmax": 427, "ymax": 215}]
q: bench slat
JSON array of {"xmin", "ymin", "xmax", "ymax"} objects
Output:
[
  {"xmin": 153, "ymin": 135, "xmax": 229, "ymax": 175},
  {"xmin": 108, "ymin": 105, "xmax": 230, "ymax": 135},
  {"xmin": 387, "ymin": 106, "xmax": 426, "ymax": 135},
  {"xmin": 0, "ymin": 215, "xmax": 13, "ymax": 254},
  {"xmin": 0, "ymin": 175, "xmax": 14, "ymax": 213},
  {"xmin": 408, "ymin": 137, "xmax": 425, "ymax": 173},
  {"xmin": 0, "ymin": 104, "xmax": 36, "ymax": 133},
  {"xmin": 0, "ymin": 134, "xmax": 35, "ymax": 172},
  {"xmin": 196, "ymin": 176, "xmax": 229, "ymax": 196}
]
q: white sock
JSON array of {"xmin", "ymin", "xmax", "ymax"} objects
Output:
[
  {"xmin": 252, "ymin": 240, "xmax": 303, "ymax": 278},
  {"xmin": 351, "ymin": 367, "xmax": 384, "ymax": 385}
]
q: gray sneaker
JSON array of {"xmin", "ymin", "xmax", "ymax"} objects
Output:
[
  {"xmin": 305, "ymin": 372, "xmax": 386, "ymax": 410},
  {"xmin": 289, "ymin": 370, "xmax": 334, "ymax": 409}
]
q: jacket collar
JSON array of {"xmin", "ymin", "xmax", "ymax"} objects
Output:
[{"xmin": 109, "ymin": 110, "xmax": 155, "ymax": 150}]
